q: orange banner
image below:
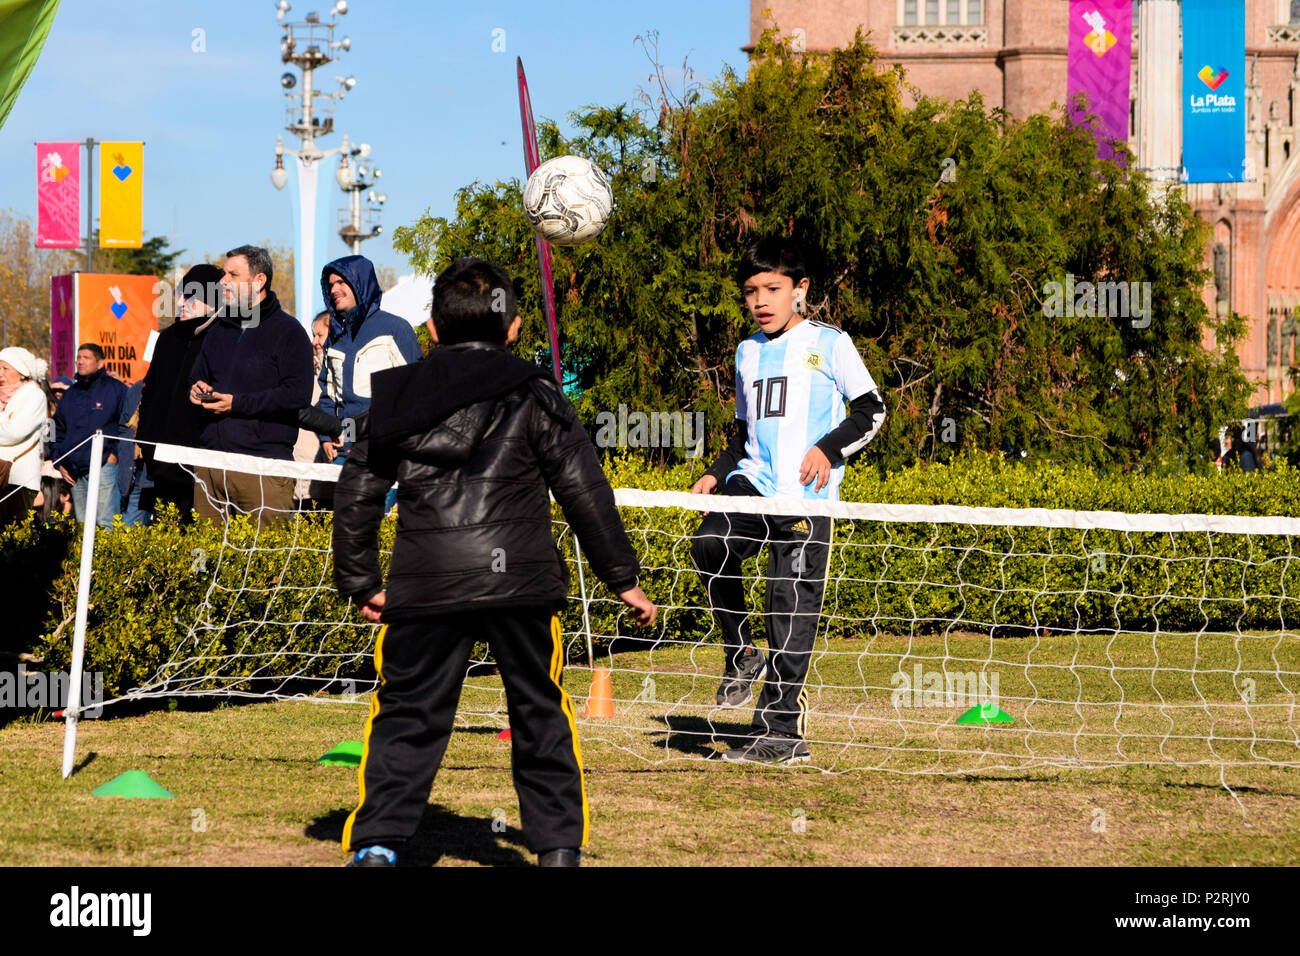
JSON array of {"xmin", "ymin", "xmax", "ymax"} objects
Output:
[{"xmin": 75, "ymin": 273, "xmax": 159, "ymax": 384}]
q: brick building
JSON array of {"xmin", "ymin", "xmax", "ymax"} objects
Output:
[{"xmin": 748, "ymin": 0, "xmax": 1300, "ymax": 405}]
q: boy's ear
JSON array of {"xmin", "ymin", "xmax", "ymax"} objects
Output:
[
  {"xmin": 425, "ymin": 317, "xmax": 439, "ymax": 343},
  {"xmin": 505, "ymin": 314, "xmax": 523, "ymax": 345}
]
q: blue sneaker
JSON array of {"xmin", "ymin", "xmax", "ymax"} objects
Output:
[{"xmin": 347, "ymin": 845, "xmax": 398, "ymax": 867}]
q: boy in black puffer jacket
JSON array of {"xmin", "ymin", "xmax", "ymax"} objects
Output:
[{"xmin": 332, "ymin": 257, "xmax": 655, "ymax": 868}]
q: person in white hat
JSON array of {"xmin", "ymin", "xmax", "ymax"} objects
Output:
[{"xmin": 0, "ymin": 347, "xmax": 50, "ymax": 527}]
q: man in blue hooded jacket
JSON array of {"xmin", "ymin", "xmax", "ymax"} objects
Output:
[{"xmin": 314, "ymin": 255, "xmax": 422, "ymax": 497}]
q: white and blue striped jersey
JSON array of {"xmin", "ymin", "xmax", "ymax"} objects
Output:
[{"xmin": 729, "ymin": 319, "xmax": 879, "ymax": 500}]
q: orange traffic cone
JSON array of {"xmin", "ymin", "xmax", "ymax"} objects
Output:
[{"xmin": 583, "ymin": 667, "xmax": 616, "ymax": 719}]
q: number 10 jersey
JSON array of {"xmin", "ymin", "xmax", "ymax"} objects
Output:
[{"xmin": 729, "ymin": 319, "xmax": 879, "ymax": 501}]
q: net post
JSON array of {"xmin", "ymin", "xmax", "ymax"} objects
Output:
[
  {"xmin": 61, "ymin": 430, "xmax": 104, "ymax": 779},
  {"xmin": 573, "ymin": 539, "xmax": 595, "ymax": 669}
]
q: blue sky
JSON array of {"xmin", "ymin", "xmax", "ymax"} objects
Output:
[{"xmin": 2, "ymin": 0, "xmax": 749, "ymax": 309}]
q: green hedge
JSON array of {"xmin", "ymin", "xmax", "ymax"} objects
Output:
[
  {"xmin": 587, "ymin": 452, "xmax": 1300, "ymax": 649},
  {"xmin": 4, "ymin": 453, "xmax": 1297, "ymax": 700},
  {"xmin": 10, "ymin": 507, "xmax": 390, "ymax": 701}
]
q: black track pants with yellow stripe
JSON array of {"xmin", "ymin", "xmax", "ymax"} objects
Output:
[{"xmin": 343, "ymin": 608, "xmax": 588, "ymax": 855}]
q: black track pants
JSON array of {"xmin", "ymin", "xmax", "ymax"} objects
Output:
[
  {"xmin": 343, "ymin": 609, "xmax": 588, "ymax": 855},
  {"xmin": 690, "ymin": 477, "xmax": 831, "ymax": 739}
]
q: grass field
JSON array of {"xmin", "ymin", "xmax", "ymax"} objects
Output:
[{"xmin": 2, "ymin": 635, "xmax": 1298, "ymax": 866}]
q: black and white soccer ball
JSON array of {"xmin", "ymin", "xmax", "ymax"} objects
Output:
[{"xmin": 522, "ymin": 155, "xmax": 614, "ymax": 246}]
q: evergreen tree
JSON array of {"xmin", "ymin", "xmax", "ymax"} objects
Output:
[
  {"xmin": 394, "ymin": 30, "xmax": 1250, "ymax": 474},
  {"xmin": 94, "ymin": 232, "xmax": 184, "ymax": 280}
]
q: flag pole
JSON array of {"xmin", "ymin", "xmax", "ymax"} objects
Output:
[
  {"xmin": 83, "ymin": 137, "xmax": 95, "ymax": 272},
  {"xmin": 516, "ymin": 58, "xmax": 593, "ymax": 672},
  {"xmin": 517, "ymin": 58, "xmax": 562, "ymax": 385}
]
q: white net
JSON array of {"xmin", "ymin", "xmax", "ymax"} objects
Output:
[{"xmin": 62, "ymin": 442, "xmax": 1300, "ymax": 776}]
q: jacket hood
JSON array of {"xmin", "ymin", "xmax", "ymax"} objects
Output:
[
  {"xmin": 321, "ymin": 255, "xmax": 382, "ymax": 329},
  {"xmin": 396, "ymin": 399, "xmax": 497, "ymax": 465},
  {"xmin": 368, "ymin": 343, "xmax": 550, "ymax": 456}
]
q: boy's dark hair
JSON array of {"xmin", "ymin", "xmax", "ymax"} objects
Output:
[
  {"xmin": 431, "ymin": 257, "xmax": 517, "ymax": 345},
  {"xmin": 737, "ymin": 235, "xmax": 807, "ymax": 287},
  {"xmin": 77, "ymin": 342, "xmax": 105, "ymax": 361},
  {"xmin": 225, "ymin": 244, "xmax": 274, "ymax": 290}
]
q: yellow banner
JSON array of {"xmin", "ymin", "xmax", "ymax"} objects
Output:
[{"xmin": 99, "ymin": 141, "xmax": 142, "ymax": 248}]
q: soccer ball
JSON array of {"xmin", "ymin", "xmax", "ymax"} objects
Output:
[{"xmin": 522, "ymin": 155, "xmax": 614, "ymax": 246}]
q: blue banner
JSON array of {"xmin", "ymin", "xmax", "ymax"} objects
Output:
[{"xmin": 1181, "ymin": 0, "xmax": 1245, "ymax": 183}]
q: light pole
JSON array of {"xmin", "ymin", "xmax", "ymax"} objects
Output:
[
  {"xmin": 335, "ymin": 136, "xmax": 386, "ymax": 255},
  {"xmin": 270, "ymin": 0, "xmax": 353, "ymax": 329}
]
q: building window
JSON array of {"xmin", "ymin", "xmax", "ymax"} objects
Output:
[
  {"xmin": 901, "ymin": 0, "xmax": 983, "ymax": 25},
  {"xmin": 1291, "ymin": 0, "xmax": 1300, "ymax": 25}
]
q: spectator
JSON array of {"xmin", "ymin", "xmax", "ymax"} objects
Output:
[
  {"xmin": 1222, "ymin": 425, "xmax": 1258, "ymax": 473},
  {"xmin": 117, "ymin": 379, "xmax": 150, "ymax": 526},
  {"xmin": 41, "ymin": 377, "xmax": 74, "ymax": 518},
  {"xmin": 137, "ymin": 263, "xmax": 225, "ymax": 521},
  {"xmin": 50, "ymin": 343, "xmax": 127, "ymax": 528},
  {"xmin": 294, "ymin": 311, "xmax": 336, "ymax": 505},
  {"xmin": 188, "ymin": 244, "xmax": 313, "ymax": 527},
  {"xmin": 35, "ymin": 459, "xmax": 68, "ymax": 521},
  {"xmin": 311, "ymin": 309, "xmax": 331, "ymax": 368},
  {"xmin": 0, "ymin": 347, "xmax": 50, "ymax": 528},
  {"xmin": 313, "ymin": 255, "xmax": 421, "ymax": 505}
]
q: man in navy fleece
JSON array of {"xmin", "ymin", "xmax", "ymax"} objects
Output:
[{"xmin": 188, "ymin": 244, "xmax": 313, "ymax": 527}]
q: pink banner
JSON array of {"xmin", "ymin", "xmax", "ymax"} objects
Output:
[
  {"xmin": 36, "ymin": 141, "xmax": 80, "ymax": 248},
  {"xmin": 50, "ymin": 274, "xmax": 75, "ymax": 380},
  {"xmin": 1067, "ymin": 1, "xmax": 1133, "ymax": 162}
]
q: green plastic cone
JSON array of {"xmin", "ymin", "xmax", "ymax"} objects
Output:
[
  {"xmin": 318, "ymin": 741, "xmax": 365, "ymax": 766},
  {"xmin": 92, "ymin": 771, "xmax": 175, "ymax": 799},
  {"xmin": 955, "ymin": 702, "xmax": 1015, "ymax": 725}
]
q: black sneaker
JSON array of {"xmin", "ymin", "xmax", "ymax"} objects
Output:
[
  {"xmin": 538, "ymin": 848, "xmax": 581, "ymax": 867},
  {"xmin": 347, "ymin": 845, "xmax": 398, "ymax": 866},
  {"xmin": 722, "ymin": 735, "xmax": 811, "ymax": 765},
  {"xmin": 716, "ymin": 647, "xmax": 767, "ymax": 708}
]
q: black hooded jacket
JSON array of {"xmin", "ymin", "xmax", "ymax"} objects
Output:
[
  {"xmin": 136, "ymin": 312, "xmax": 217, "ymax": 482},
  {"xmin": 332, "ymin": 341, "xmax": 640, "ymax": 621}
]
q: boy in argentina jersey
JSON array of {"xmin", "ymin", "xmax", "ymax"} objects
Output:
[{"xmin": 690, "ymin": 237, "xmax": 886, "ymax": 765}]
